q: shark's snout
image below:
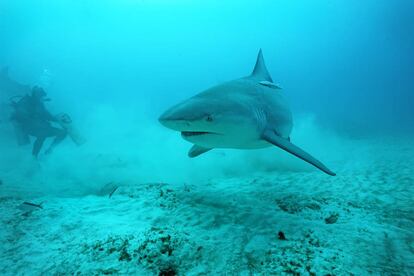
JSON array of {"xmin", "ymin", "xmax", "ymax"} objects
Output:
[
  {"xmin": 159, "ymin": 98, "xmax": 207, "ymax": 131},
  {"xmin": 159, "ymin": 107, "xmax": 191, "ymax": 131},
  {"xmin": 158, "ymin": 110, "xmax": 173, "ymax": 125}
]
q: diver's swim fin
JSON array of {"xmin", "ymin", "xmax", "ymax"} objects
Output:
[
  {"xmin": 188, "ymin": 145, "xmax": 212, "ymax": 158},
  {"xmin": 263, "ymin": 130, "xmax": 336, "ymax": 176},
  {"xmin": 56, "ymin": 113, "xmax": 86, "ymax": 146}
]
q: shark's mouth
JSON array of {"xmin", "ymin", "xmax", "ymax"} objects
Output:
[{"xmin": 181, "ymin": 131, "xmax": 217, "ymax": 137}]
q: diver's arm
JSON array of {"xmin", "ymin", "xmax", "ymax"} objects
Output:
[
  {"xmin": 47, "ymin": 112, "xmax": 59, "ymax": 122},
  {"xmin": 39, "ymin": 102, "xmax": 58, "ymax": 122},
  {"xmin": 43, "ymin": 109, "xmax": 57, "ymax": 122}
]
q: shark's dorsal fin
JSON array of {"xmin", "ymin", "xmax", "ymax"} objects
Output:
[{"xmin": 250, "ymin": 49, "xmax": 273, "ymax": 82}]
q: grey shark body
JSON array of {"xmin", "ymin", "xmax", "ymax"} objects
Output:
[
  {"xmin": 0, "ymin": 67, "xmax": 31, "ymax": 122},
  {"xmin": 159, "ymin": 50, "xmax": 335, "ymax": 176},
  {"xmin": 0, "ymin": 67, "xmax": 31, "ymax": 98}
]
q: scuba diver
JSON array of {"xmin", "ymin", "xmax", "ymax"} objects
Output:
[{"xmin": 10, "ymin": 86, "xmax": 69, "ymax": 158}]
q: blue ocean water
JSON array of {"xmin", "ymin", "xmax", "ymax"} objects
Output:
[{"xmin": 0, "ymin": 1, "xmax": 413, "ymax": 274}]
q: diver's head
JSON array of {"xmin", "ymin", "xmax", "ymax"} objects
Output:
[{"xmin": 31, "ymin": 86, "xmax": 49, "ymax": 101}]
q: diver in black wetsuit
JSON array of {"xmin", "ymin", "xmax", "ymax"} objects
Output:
[{"xmin": 10, "ymin": 86, "xmax": 68, "ymax": 158}]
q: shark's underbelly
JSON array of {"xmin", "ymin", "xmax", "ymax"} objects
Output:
[{"xmin": 182, "ymin": 131, "xmax": 271, "ymax": 149}]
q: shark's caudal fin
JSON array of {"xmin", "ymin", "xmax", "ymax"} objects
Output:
[
  {"xmin": 263, "ymin": 130, "xmax": 336, "ymax": 176},
  {"xmin": 250, "ymin": 49, "xmax": 273, "ymax": 82},
  {"xmin": 188, "ymin": 145, "xmax": 212, "ymax": 158}
]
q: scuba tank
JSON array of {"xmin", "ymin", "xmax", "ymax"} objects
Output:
[{"xmin": 56, "ymin": 113, "xmax": 86, "ymax": 146}]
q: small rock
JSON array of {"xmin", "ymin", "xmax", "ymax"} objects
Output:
[
  {"xmin": 324, "ymin": 213, "xmax": 339, "ymax": 224},
  {"xmin": 119, "ymin": 249, "xmax": 131, "ymax": 261},
  {"xmin": 159, "ymin": 267, "xmax": 176, "ymax": 276},
  {"xmin": 278, "ymin": 231, "xmax": 286, "ymax": 240}
]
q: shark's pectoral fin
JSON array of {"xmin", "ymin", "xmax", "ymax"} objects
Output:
[
  {"xmin": 188, "ymin": 145, "xmax": 212, "ymax": 158},
  {"xmin": 262, "ymin": 130, "xmax": 336, "ymax": 176}
]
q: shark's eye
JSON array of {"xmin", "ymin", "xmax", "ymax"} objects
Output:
[{"xmin": 206, "ymin": 115, "xmax": 213, "ymax": 122}]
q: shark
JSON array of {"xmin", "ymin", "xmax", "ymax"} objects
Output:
[
  {"xmin": 0, "ymin": 67, "xmax": 31, "ymax": 122},
  {"xmin": 159, "ymin": 50, "xmax": 335, "ymax": 176},
  {"xmin": 0, "ymin": 66, "xmax": 31, "ymax": 99}
]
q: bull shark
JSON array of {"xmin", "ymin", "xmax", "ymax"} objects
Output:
[
  {"xmin": 0, "ymin": 67, "xmax": 31, "ymax": 122},
  {"xmin": 0, "ymin": 66, "xmax": 31, "ymax": 98},
  {"xmin": 159, "ymin": 50, "xmax": 335, "ymax": 176}
]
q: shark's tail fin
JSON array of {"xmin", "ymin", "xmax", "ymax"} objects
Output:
[{"xmin": 250, "ymin": 49, "xmax": 273, "ymax": 82}]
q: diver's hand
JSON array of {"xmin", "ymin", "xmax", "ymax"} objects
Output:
[{"xmin": 57, "ymin": 113, "xmax": 72, "ymax": 124}]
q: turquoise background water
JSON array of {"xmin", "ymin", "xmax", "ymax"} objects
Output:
[
  {"xmin": 1, "ymin": 2, "xmax": 414, "ymax": 274},
  {"xmin": 1, "ymin": 0, "xmax": 413, "ymax": 137}
]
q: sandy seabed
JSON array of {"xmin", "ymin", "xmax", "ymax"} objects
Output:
[{"xmin": 0, "ymin": 139, "xmax": 413, "ymax": 275}]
